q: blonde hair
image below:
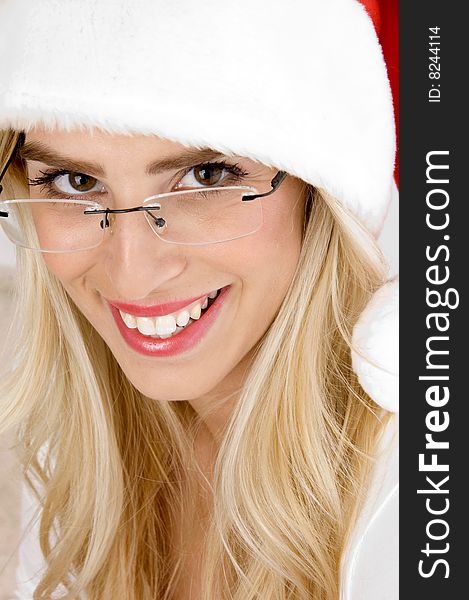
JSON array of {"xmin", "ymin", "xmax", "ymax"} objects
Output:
[{"xmin": 1, "ymin": 130, "xmax": 389, "ymax": 599}]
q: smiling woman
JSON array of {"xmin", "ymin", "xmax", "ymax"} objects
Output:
[{"xmin": 0, "ymin": 1, "xmax": 398, "ymax": 599}]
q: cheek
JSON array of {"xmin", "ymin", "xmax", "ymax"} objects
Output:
[
  {"xmin": 251, "ymin": 191, "xmax": 305, "ymax": 282},
  {"xmin": 42, "ymin": 251, "xmax": 97, "ymax": 283},
  {"xmin": 214, "ymin": 190, "xmax": 305, "ymax": 324},
  {"xmin": 42, "ymin": 253, "xmax": 106, "ymax": 341}
]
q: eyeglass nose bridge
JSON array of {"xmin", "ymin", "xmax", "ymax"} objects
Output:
[{"xmin": 84, "ymin": 204, "xmax": 166, "ymax": 231}]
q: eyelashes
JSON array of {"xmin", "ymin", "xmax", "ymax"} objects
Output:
[
  {"xmin": 178, "ymin": 161, "xmax": 249, "ymax": 187},
  {"xmin": 29, "ymin": 168, "xmax": 71, "ymax": 189},
  {"xmin": 28, "ymin": 169, "xmax": 98, "ymax": 199},
  {"xmin": 28, "ymin": 160, "xmax": 250, "ymax": 199}
]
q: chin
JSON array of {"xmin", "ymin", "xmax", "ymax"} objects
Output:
[{"xmin": 114, "ymin": 361, "xmax": 214, "ymax": 403}]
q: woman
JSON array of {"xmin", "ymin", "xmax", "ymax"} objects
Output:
[{"xmin": 0, "ymin": 0, "xmax": 398, "ymax": 599}]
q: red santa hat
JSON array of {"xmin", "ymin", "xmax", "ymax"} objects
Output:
[{"xmin": 0, "ymin": 0, "xmax": 398, "ymax": 412}]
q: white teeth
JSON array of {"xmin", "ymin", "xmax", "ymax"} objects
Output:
[
  {"xmin": 120, "ymin": 310, "xmax": 137, "ymax": 329},
  {"xmin": 176, "ymin": 309, "xmax": 190, "ymax": 327},
  {"xmin": 119, "ymin": 288, "xmax": 222, "ymax": 336},
  {"xmin": 156, "ymin": 315, "xmax": 177, "ymax": 336},
  {"xmin": 136, "ymin": 316, "xmax": 157, "ymax": 335},
  {"xmin": 190, "ymin": 303, "xmax": 202, "ymax": 320}
]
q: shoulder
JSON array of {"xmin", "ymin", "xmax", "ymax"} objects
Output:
[{"xmin": 341, "ymin": 414, "xmax": 399, "ymax": 600}]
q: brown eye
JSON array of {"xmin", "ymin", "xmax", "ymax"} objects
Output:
[
  {"xmin": 193, "ymin": 164, "xmax": 224, "ymax": 186},
  {"xmin": 68, "ymin": 173, "xmax": 98, "ymax": 192}
]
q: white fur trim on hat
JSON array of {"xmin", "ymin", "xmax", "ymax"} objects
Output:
[
  {"xmin": 0, "ymin": 0, "xmax": 395, "ymax": 235},
  {"xmin": 352, "ymin": 278, "xmax": 399, "ymax": 413}
]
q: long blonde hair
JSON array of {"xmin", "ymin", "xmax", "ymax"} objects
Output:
[{"xmin": 1, "ymin": 129, "xmax": 389, "ymax": 599}]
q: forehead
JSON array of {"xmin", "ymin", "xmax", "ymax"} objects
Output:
[
  {"xmin": 26, "ymin": 128, "xmax": 192, "ymax": 155},
  {"xmin": 22, "ymin": 128, "xmax": 228, "ymax": 175}
]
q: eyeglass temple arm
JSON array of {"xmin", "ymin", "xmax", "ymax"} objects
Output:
[
  {"xmin": 0, "ymin": 132, "xmax": 25, "ymax": 197},
  {"xmin": 241, "ymin": 170, "xmax": 287, "ymax": 202}
]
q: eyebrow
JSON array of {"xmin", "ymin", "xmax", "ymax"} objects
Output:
[{"xmin": 19, "ymin": 141, "xmax": 228, "ymax": 177}]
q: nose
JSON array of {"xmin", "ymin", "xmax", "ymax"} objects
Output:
[{"xmin": 101, "ymin": 208, "xmax": 187, "ymax": 300}]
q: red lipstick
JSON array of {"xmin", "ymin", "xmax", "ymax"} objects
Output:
[{"xmin": 108, "ymin": 285, "xmax": 231, "ymax": 358}]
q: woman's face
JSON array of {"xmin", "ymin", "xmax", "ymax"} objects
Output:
[{"xmin": 23, "ymin": 129, "xmax": 306, "ymax": 406}]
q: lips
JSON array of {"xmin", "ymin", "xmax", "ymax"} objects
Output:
[{"xmin": 108, "ymin": 285, "xmax": 231, "ymax": 357}]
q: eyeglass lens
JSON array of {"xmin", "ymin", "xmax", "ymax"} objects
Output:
[{"xmin": 0, "ymin": 187, "xmax": 263, "ymax": 252}]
